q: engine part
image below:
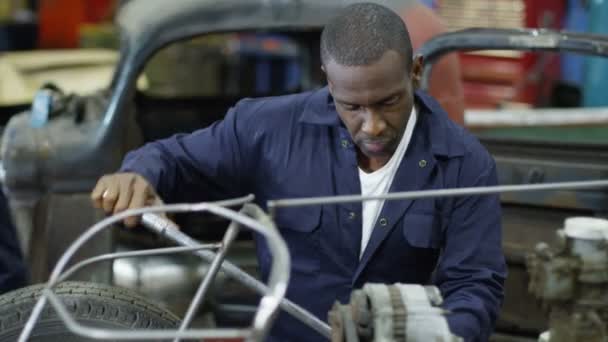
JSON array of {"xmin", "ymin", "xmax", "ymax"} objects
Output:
[
  {"xmin": 527, "ymin": 216, "xmax": 608, "ymax": 342},
  {"xmin": 328, "ymin": 283, "xmax": 462, "ymax": 342}
]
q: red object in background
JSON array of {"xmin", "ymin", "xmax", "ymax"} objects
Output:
[
  {"xmin": 85, "ymin": 0, "xmax": 115, "ymax": 22},
  {"xmin": 525, "ymin": 0, "xmax": 566, "ymax": 29},
  {"xmin": 450, "ymin": 0, "xmax": 566, "ymax": 109},
  {"xmin": 460, "ymin": 53, "xmax": 524, "ymax": 108},
  {"xmin": 521, "ymin": 0, "xmax": 566, "ymax": 106},
  {"xmin": 38, "ymin": 0, "xmax": 115, "ymax": 48}
]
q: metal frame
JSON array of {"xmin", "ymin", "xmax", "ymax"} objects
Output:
[{"xmin": 17, "ymin": 195, "xmax": 295, "ymax": 342}]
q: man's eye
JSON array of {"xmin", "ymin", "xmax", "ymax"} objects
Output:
[
  {"xmin": 383, "ymin": 96, "xmax": 399, "ymax": 106},
  {"xmin": 343, "ymin": 104, "xmax": 360, "ymax": 111}
]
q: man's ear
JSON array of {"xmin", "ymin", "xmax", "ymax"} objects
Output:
[
  {"xmin": 323, "ymin": 66, "xmax": 334, "ymax": 93},
  {"xmin": 411, "ymin": 54, "xmax": 424, "ymax": 89}
]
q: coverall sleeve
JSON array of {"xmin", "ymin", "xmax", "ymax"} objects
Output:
[
  {"xmin": 433, "ymin": 151, "xmax": 507, "ymax": 341},
  {"xmin": 119, "ymin": 103, "xmax": 252, "ymax": 203}
]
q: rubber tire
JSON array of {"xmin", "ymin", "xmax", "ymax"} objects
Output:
[{"xmin": 0, "ymin": 281, "xmax": 181, "ymax": 341}]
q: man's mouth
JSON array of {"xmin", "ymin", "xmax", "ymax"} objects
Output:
[{"xmin": 361, "ymin": 139, "xmax": 390, "ymax": 153}]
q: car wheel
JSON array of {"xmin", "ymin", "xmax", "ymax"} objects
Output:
[{"xmin": 0, "ymin": 281, "xmax": 180, "ymax": 341}]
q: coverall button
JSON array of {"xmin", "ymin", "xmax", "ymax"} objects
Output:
[
  {"xmin": 418, "ymin": 159, "xmax": 427, "ymax": 168},
  {"xmin": 348, "ymin": 211, "xmax": 356, "ymax": 220},
  {"xmin": 379, "ymin": 217, "xmax": 388, "ymax": 226}
]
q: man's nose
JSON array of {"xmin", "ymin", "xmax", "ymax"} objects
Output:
[{"xmin": 361, "ymin": 110, "xmax": 386, "ymax": 137}]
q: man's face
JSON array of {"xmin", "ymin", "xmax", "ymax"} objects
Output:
[{"xmin": 325, "ymin": 51, "xmax": 421, "ymax": 167}]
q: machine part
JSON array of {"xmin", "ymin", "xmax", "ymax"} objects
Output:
[
  {"xmin": 365, "ymin": 284, "xmax": 395, "ymax": 341},
  {"xmin": 0, "ymin": 281, "xmax": 180, "ymax": 342},
  {"xmin": 330, "ymin": 303, "xmax": 360, "ymax": 342},
  {"xmin": 112, "ymin": 246, "xmax": 214, "ymax": 317},
  {"xmin": 396, "ymin": 284, "xmax": 457, "ymax": 342},
  {"xmin": 526, "ymin": 216, "xmax": 608, "ymax": 342},
  {"xmin": 329, "ymin": 283, "xmax": 462, "ymax": 342}
]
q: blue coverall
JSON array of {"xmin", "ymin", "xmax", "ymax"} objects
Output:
[{"xmin": 121, "ymin": 88, "xmax": 507, "ymax": 341}]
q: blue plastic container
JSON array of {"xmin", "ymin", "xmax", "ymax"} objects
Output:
[
  {"xmin": 583, "ymin": 0, "xmax": 608, "ymax": 106},
  {"xmin": 561, "ymin": 0, "xmax": 588, "ymax": 86}
]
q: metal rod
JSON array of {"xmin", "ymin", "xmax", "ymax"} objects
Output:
[
  {"xmin": 341, "ymin": 306, "xmax": 360, "ymax": 342},
  {"xmin": 43, "ymin": 289, "xmax": 251, "ymax": 340},
  {"xmin": 18, "ymin": 293, "xmax": 48, "ymax": 342},
  {"xmin": 267, "ymin": 179, "xmax": 608, "ymax": 210},
  {"xmin": 173, "ymin": 222, "xmax": 240, "ymax": 342},
  {"xmin": 57, "ymin": 244, "xmax": 222, "ymax": 283}
]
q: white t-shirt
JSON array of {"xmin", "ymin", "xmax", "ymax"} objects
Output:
[{"xmin": 358, "ymin": 106, "xmax": 417, "ymax": 258}]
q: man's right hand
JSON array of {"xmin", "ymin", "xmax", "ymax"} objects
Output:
[{"xmin": 91, "ymin": 173, "xmax": 164, "ymax": 228}]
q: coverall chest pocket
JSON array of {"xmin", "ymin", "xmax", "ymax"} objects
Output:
[
  {"xmin": 273, "ymin": 206, "xmax": 322, "ymax": 276},
  {"xmin": 402, "ymin": 213, "xmax": 441, "ymax": 254}
]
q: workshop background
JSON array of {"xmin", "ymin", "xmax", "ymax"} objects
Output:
[
  {"xmin": 3, "ymin": 1, "xmax": 608, "ymax": 342},
  {"xmin": 2, "ymin": 0, "xmax": 607, "ymax": 110}
]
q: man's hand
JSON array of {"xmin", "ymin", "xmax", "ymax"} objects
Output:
[{"xmin": 91, "ymin": 172, "xmax": 164, "ymax": 228}]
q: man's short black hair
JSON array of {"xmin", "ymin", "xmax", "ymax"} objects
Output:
[{"xmin": 321, "ymin": 2, "xmax": 413, "ymax": 70}]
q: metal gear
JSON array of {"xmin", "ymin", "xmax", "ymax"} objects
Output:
[{"xmin": 329, "ymin": 283, "xmax": 462, "ymax": 342}]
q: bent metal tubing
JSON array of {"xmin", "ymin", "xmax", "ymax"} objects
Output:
[{"xmin": 17, "ymin": 194, "xmax": 295, "ymax": 342}]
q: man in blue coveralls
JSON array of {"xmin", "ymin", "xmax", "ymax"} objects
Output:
[{"xmin": 91, "ymin": 3, "xmax": 506, "ymax": 341}]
